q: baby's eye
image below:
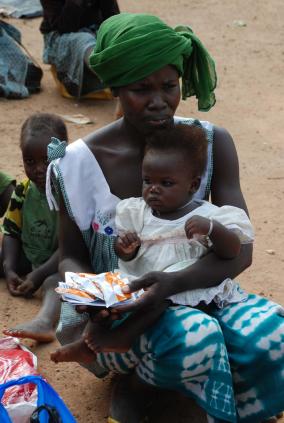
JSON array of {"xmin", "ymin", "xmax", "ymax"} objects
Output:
[
  {"xmin": 162, "ymin": 180, "xmax": 174, "ymax": 187},
  {"xmin": 142, "ymin": 178, "xmax": 151, "ymax": 185}
]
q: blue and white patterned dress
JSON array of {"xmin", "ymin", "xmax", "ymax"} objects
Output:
[{"xmin": 47, "ymin": 118, "xmax": 284, "ymax": 423}]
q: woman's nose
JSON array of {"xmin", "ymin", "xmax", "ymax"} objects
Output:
[{"xmin": 148, "ymin": 92, "xmax": 167, "ymax": 110}]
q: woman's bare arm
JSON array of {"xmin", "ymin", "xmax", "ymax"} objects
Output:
[{"xmin": 58, "ymin": 195, "xmax": 93, "ymax": 278}]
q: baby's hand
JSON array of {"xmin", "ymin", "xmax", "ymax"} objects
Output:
[
  {"xmin": 116, "ymin": 232, "xmax": 141, "ymax": 256},
  {"xmin": 185, "ymin": 215, "xmax": 211, "ymax": 239}
]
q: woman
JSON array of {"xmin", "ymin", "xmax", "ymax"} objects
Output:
[
  {"xmin": 39, "ymin": 0, "xmax": 120, "ymax": 98},
  {"xmin": 47, "ymin": 13, "xmax": 283, "ymax": 423}
]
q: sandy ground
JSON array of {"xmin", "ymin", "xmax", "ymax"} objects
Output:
[{"xmin": 0, "ymin": 0, "xmax": 283, "ymax": 421}]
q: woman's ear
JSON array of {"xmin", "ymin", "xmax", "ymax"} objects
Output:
[
  {"xmin": 111, "ymin": 87, "xmax": 119, "ymax": 97},
  {"xmin": 189, "ymin": 176, "xmax": 201, "ymax": 194}
]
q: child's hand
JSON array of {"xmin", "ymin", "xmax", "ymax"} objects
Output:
[
  {"xmin": 6, "ymin": 271, "xmax": 24, "ymax": 296},
  {"xmin": 116, "ymin": 232, "xmax": 141, "ymax": 256},
  {"xmin": 15, "ymin": 278, "xmax": 37, "ymax": 297},
  {"xmin": 185, "ymin": 215, "xmax": 211, "ymax": 239}
]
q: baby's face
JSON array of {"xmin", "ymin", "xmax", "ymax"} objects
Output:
[
  {"xmin": 142, "ymin": 149, "xmax": 197, "ymax": 215},
  {"xmin": 21, "ymin": 134, "xmax": 50, "ymax": 191}
]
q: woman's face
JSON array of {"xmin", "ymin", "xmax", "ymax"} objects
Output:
[{"xmin": 117, "ymin": 65, "xmax": 181, "ymax": 135}]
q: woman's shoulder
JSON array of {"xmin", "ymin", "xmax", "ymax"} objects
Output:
[{"xmin": 84, "ymin": 119, "xmax": 122, "ymax": 152}]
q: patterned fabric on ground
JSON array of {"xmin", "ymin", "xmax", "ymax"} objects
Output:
[
  {"xmin": 43, "ymin": 28, "xmax": 103, "ymax": 98},
  {"xmin": 0, "ymin": 0, "xmax": 42, "ymax": 18},
  {"xmin": 0, "ymin": 20, "xmax": 29, "ymax": 98},
  {"xmin": 3, "ymin": 179, "xmax": 58, "ymax": 268}
]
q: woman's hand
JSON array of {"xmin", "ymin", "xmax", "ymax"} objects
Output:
[
  {"xmin": 118, "ymin": 271, "xmax": 173, "ymax": 313},
  {"xmin": 75, "ymin": 305, "xmax": 122, "ymax": 324}
]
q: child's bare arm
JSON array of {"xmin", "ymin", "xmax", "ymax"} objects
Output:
[
  {"xmin": 114, "ymin": 232, "xmax": 141, "ymax": 261},
  {"xmin": 185, "ymin": 215, "xmax": 241, "ymax": 259},
  {"xmin": 0, "ymin": 182, "xmax": 15, "ymax": 217},
  {"xmin": 2, "ymin": 235, "xmax": 24, "ymax": 295}
]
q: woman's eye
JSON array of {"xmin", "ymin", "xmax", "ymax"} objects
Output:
[
  {"xmin": 164, "ymin": 83, "xmax": 177, "ymax": 90},
  {"xmin": 131, "ymin": 87, "xmax": 147, "ymax": 93}
]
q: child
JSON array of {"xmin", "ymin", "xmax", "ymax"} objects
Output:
[
  {"xmin": 1, "ymin": 113, "xmax": 68, "ymax": 341},
  {"xmin": 51, "ymin": 123, "xmax": 253, "ymax": 362},
  {"xmin": 0, "ymin": 171, "xmax": 15, "ymax": 218}
]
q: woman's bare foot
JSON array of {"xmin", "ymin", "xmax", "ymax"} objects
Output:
[
  {"xmin": 84, "ymin": 324, "xmax": 131, "ymax": 353},
  {"xmin": 50, "ymin": 339, "xmax": 96, "ymax": 364},
  {"xmin": 3, "ymin": 318, "xmax": 55, "ymax": 343}
]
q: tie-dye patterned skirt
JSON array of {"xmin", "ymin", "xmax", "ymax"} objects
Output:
[{"xmin": 57, "ymin": 293, "xmax": 284, "ymax": 422}]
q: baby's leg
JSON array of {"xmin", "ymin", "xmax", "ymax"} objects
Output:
[
  {"xmin": 50, "ymin": 338, "xmax": 96, "ymax": 364},
  {"xmin": 84, "ymin": 320, "xmax": 132, "ymax": 353}
]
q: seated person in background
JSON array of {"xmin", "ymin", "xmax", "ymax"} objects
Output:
[
  {"xmin": 1, "ymin": 113, "xmax": 68, "ymax": 343},
  {"xmin": 39, "ymin": 0, "xmax": 120, "ymax": 98},
  {"xmin": 0, "ymin": 20, "xmax": 43, "ymax": 99},
  {"xmin": 0, "ymin": 171, "xmax": 15, "ymax": 218}
]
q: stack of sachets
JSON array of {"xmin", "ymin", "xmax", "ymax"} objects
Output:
[{"xmin": 55, "ymin": 271, "xmax": 142, "ymax": 308}]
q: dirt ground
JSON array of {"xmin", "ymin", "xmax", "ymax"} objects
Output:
[{"xmin": 0, "ymin": 0, "xmax": 283, "ymax": 421}]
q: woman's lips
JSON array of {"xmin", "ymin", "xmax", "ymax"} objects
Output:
[{"xmin": 145, "ymin": 116, "xmax": 171, "ymax": 127}]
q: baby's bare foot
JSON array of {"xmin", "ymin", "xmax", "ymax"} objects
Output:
[
  {"xmin": 50, "ymin": 339, "xmax": 96, "ymax": 364},
  {"xmin": 84, "ymin": 325, "xmax": 131, "ymax": 353}
]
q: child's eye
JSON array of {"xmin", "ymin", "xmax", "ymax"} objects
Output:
[
  {"xmin": 24, "ymin": 158, "xmax": 35, "ymax": 165},
  {"xmin": 143, "ymin": 178, "xmax": 151, "ymax": 185},
  {"xmin": 162, "ymin": 180, "xmax": 174, "ymax": 187}
]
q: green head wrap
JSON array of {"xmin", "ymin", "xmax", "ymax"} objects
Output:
[{"xmin": 89, "ymin": 13, "xmax": 217, "ymax": 111}]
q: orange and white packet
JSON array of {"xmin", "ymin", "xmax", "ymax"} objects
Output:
[{"xmin": 55, "ymin": 271, "xmax": 142, "ymax": 308}]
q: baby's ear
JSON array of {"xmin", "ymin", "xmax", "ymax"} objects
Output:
[{"xmin": 189, "ymin": 176, "xmax": 201, "ymax": 193}]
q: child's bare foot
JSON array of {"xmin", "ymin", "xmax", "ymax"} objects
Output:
[
  {"xmin": 3, "ymin": 318, "xmax": 55, "ymax": 343},
  {"xmin": 84, "ymin": 324, "xmax": 132, "ymax": 353},
  {"xmin": 50, "ymin": 339, "xmax": 96, "ymax": 364}
]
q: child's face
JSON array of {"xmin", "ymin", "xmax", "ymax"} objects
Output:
[
  {"xmin": 21, "ymin": 134, "xmax": 50, "ymax": 191},
  {"xmin": 142, "ymin": 149, "xmax": 199, "ymax": 214}
]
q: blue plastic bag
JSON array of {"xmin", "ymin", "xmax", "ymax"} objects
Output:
[{"xmin": 0, "ymin": 375, "xmax": 76, "ymax": 422}]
